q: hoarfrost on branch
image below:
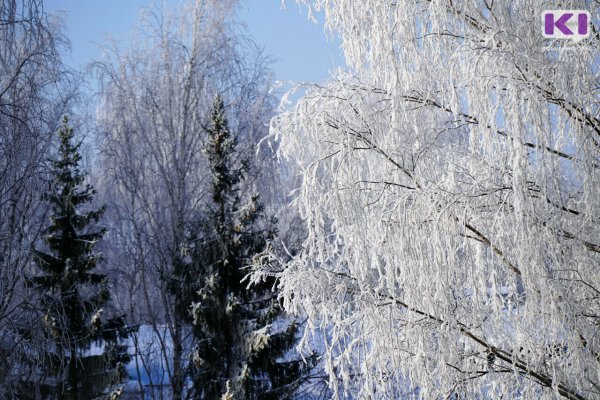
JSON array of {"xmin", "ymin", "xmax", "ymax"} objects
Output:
[{"xmin": 267, "ymin": 1, "xmax": 600, "ymax": 398}]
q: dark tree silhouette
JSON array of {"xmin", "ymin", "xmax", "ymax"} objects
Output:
[{"xmin": 31, "ymin": 117, "xmax": 133, "ymax": 400}]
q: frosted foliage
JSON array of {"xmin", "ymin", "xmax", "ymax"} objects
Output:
[
  {"xmin": 270, "ymin": 1, "xmax": 600, "ymax": 398},
  {"xmin": 94, "ymin": 2, "xmax": 273, "ymax": 397},
  {"xmin": 95, "ymin": 0, "xmax": 271, "ymax": 299}
]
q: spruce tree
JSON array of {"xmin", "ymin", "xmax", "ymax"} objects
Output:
[
  {"xmin": 30, "ymin": 116, "xmax": 132, "ymax": 400},
  {"xmin": 190, "ymin": 96, "xmax": 315, "ymax": 399}
]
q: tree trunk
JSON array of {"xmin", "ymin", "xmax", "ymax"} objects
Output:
[
  {"xmin": 69, "ymin": 347, "xmax": 78, "ymax": 400},
  {"xmin": 172, "ymin": 319, "xmax": 183, "ymax": 400}
]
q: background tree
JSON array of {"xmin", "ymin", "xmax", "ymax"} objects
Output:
[
  {"xmin": 265, "ymin": 0, "xmax": 600, "ymax": 398},
  {"xmin": 0, "ymin": 0, "xmax": 76, "ymax": 396},
  {"xmin": 95, "ymin": 1, "xmax": 279, "ymax": 398},
  {"xmin": 190, "ymin": 96, "xmax": 314, "ymax": 399},
  {"xmin": 31, "ymin": 117, "xmax": 132, "ymax": 400}
]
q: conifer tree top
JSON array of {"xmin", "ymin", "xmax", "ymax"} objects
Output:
[{"xmin": 206, "ymin": 94, "xmax": 244, "ymax": 206}]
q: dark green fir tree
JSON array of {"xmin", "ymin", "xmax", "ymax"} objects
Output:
[
  {"xmin": 30, "ymin": 116, "xmax": 133, "ymax": 400},
  {"xmin": 190, "ymin": 96, "xmax": 316, "ymax": 399}
]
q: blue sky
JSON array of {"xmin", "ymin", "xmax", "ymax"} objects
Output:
[{"xmin": 45, "ymin": 0, "xmax": 344, "ymax": 84}]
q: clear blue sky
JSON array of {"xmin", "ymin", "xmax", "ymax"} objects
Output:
[{"xmin": 45, "ymin": 0, "xmax": 343, "ymax": 84}]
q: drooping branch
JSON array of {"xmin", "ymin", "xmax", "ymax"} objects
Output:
[
  {"xmin": 399, "ymin": 94, "xmax": 596, "ymax": 167},
  {"xmin": 322, "ymin": 268, "xmax": 588, "ymax": 400},
  {"xmin": 323, "ymin": 83, "xmax": 592, "ymax": 167}
]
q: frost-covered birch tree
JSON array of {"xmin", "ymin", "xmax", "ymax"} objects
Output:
[
  {"xmin": 265, "ymin": 1, "xmax": 600, "ymax": 398},
  {"xmin": 0, "ymin": 1, "xmax": 75, "ymax": 395},
  {"xmin": 95, "ymin": 1, "xmax": 275, "ymax": 398}
]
